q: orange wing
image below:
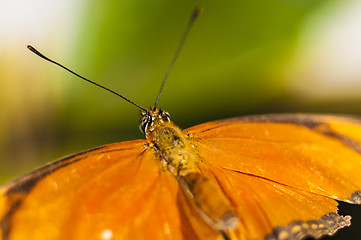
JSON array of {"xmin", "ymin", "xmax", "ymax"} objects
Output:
[
  {"xmin": 0, "ymin": 140, "xmax": 216, "ymax": 240},
  {"xmin": 185, "ymin": 114, "xmax": 361, "ymax": 240}
]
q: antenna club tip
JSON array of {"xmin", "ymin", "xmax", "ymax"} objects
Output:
[{"xmin": 27, "ymin": 45, "xmax": 37, "ymax": 53}]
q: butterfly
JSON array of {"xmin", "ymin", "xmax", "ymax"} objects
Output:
[{"xmin": 1, "ymin": 7, "xmax": 361, "ymax": 240}]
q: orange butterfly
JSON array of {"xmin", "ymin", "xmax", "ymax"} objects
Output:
[{"xmin": 1, "ymin": 7, "xmax": 361, "ymax": 240}]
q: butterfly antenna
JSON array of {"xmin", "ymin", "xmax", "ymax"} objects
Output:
[
  {"xmin": 154, "ymin": 6, "xmax": 202, "ymax": 108},
  {"xmin": 27, "ymin": 45, "xmax": 147, "ymax": 112}
]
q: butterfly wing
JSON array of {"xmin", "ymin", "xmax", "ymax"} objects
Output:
[
  {"xmin": 0, "ymin": 140, "xmax": 214, "ymax": 240},
  {"xmin": 185, "ymin": 114, "xmax": 361, "ymax": 239}
]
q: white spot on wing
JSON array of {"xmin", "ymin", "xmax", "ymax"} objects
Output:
[
  {"xmin": 163, "ymin": 223, "xmax": 171, "ymax": 235},
  {"xmin": 101, "ymin": 229, "xmax": 113, "ymax": 240}
]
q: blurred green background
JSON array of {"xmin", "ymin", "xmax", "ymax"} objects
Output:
[{"xmin": 1, "ymin": 0, "xmax": 361, "ymax": 239}]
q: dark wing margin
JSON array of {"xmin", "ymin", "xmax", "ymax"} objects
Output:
[
  {"xmin": 265, "ymin": 213, "xmax": 351, "ymax": 240},
  {"xmin": 236, "ymin": 114, "xmax": 361, "ymax": 155}
]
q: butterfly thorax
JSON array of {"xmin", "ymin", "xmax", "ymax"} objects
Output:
[
  {"xmin": 140, "ymin": 108, "xmax": 199, "ymax": 176},
  {"xmin": 139, "ymin": 108, "xmax": 239, "ymax": 232}
]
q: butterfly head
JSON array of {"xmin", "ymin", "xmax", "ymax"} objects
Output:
[{"xmin": 139, "ymin": 107, "xmax": 171, "ymax": 135}]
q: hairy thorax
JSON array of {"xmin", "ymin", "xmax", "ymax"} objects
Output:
[{"xmin": 149, "ymin": 123, "xmax": 199, "ymax": 177}]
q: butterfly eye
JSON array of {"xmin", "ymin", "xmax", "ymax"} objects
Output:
[
  {"xmin": 161, "ymin": 111, "xmax": 171, "ymax": 122},
  {"xmin": 139, "ymin": 114, "xmax": 151, "ymax": 134}
]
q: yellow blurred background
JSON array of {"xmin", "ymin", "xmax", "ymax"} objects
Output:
[{"xmin": 1, "ymin": 0, "xmax": 361, "ymax": 239}]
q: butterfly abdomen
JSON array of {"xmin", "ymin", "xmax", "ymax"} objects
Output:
[{"xmin": 179, "ymin": 172, "xmax": 239, "ymax": 231}]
